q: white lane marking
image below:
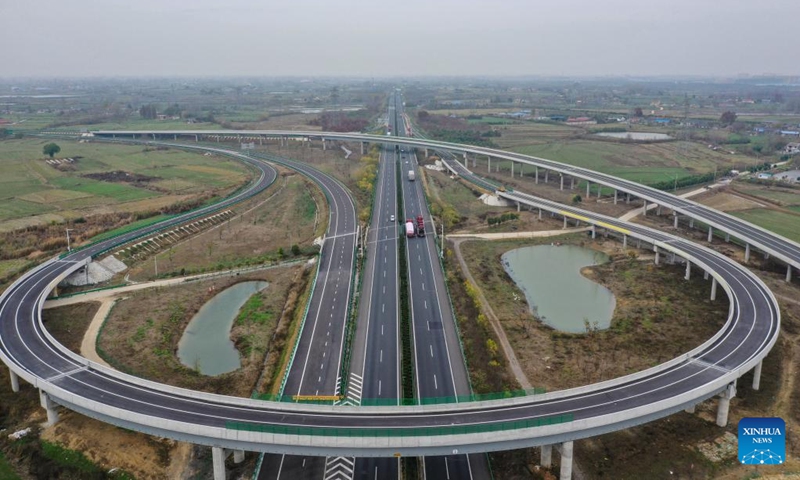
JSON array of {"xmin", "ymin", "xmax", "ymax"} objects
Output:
[
  {"xmin": 445, "ymin": 457, "xmax": 450, "ymax": 479},
  {"xmin": 382, "ymin": 304, "xmax": 385, "ymax": 313},
  {"xmin": 430, "ymin": 345, "xmax": 434, "ymax": 357},
  {"xmin": 424, "ymin": 300, "xmax": 427, "ymax": 309},
  {"xmin": 434, "ymin": 374, "xmax": 438, "ymax": 390},
  {"xmin": 380, "ymin": 350, "xmax": 383, "ymax": 363}
]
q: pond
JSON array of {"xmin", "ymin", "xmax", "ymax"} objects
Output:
[
  {"xmin": 502, "ymin": 245, "xmax": 615, "ymax": 333},
  {"xmin": 595, "ymin": 132, "xmax": 672, "ymax": 141},
  {"xmin": 177, "ymin": 280, "xmax": 268, "ymax": 375}
]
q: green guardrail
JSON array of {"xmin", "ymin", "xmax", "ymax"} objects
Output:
[
  {"xmin": 253, "ymin": 387, "xmax": 546, "ymax": 405},
  {"xmin": 226, "ymin": 413, "xmax": 573, "ymax": 437}
]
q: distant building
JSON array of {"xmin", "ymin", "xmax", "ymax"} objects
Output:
[
  {"xmin": 781, "ymin": 130, "xmax": 800, "ymax": 137},
  {"xmin": 566, "ymin": 116, "xmax": 597, "ymax": 126},
  {"xmin": 757, "ymin": 173, "xmax": 774, "ymax": 180},
  {"xmin": 784, "ymin": 143, "xmax": 800, "ymax": 155},
  {"xmin": 652, "ymin": 118, "xmax": 672, "ymax": 125}
]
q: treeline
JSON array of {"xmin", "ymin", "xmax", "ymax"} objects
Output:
[
  {"xmin": 487, "ymin": 212, "xmax": 519, "ymax": 226},
  {"xmin": 648, "ymin": 171, "xmax": 727, "ymax": 191},
  {"xmin": 308, "ymin": 111, "xmax": 369, "ymax": 132},
  {"xmin": 428, "ymin": 128, "xmax": 500, "ymax": 148}
]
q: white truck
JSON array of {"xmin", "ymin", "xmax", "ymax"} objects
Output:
[{"xmin": 408, "ymin": 170, "xmax": 416, "ymax": 181}]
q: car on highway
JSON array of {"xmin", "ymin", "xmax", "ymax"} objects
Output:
[{"xmin": 389, "ymin": 214, "xmax": 395, "ymax": 222}]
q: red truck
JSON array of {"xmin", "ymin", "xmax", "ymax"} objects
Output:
[
  {"xmin": 416, "ymin": 215, "xmax": 425, "ymax": 237},
  {"xmin": 405, "ymin": 219, "xmax": 416, "ymax": 238}
]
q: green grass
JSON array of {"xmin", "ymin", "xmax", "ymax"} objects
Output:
[
  {"xmin": 88, "ymin": 214, "xmax": 172, "ymax": 243},
  {"xmin": 731, "ymin": 209, "xmax": 800, "ymax": 243},
  {"xmin": 467, "ymin": 116, "xmax": 513, "ymax": 125},
  {"xmin": 50, "ymin": 176, "xmax": 155, "ymax": 202},
  {"xmin": 734, "ymin": 184, "xmax": 800, "ymax": 207},
  {"xmin": 0, "ymin": 450, "xmax": 21, "ymax": 480},
  {"xmin": 40, "ymin": 440, "xmax": 103, "ymax": 475},
  {"xmin": 0, "ymin": 198, "xmax": 54, "ymax": 221}
]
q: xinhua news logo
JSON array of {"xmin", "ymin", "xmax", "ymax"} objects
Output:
[{"xmin": 738, "ymin": 417, "xmax": 785, "ymax": 465}]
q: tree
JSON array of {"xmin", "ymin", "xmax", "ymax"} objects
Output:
[
  {"xmin": 572, "ymin": 194, "xmax": 582, "ymax": 204},
  {"xmin": 43, "ymin": 143, "xmax": 61, "ymax": 158},
  {"xmin": 291, "ymin": 244, "xmax": 301, "ymax": 256},
  {"xmin": 720, "ymin": 111, "xmax": 737, "ymax": 126},
  {"xmin": 633, "ymin": 107, "xmax": 643, "ymax": 117}
]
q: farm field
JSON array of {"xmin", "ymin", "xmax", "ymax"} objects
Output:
[
  {"xmin": 730, "ymin": 209, "xmax": 800, "ymax": 243},
  {"xmin": 0, "ymin": 138, "xmax": 250, "ymax": 228}
]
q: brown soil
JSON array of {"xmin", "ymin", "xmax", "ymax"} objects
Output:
[
  {"xmin": 84, "ymin": 170, "xmax": 158, "ymax": 184},
  {"xmin": 127, "ymin": 170, "xmax": 325, "ymax": 282},
  {"xmin": 41, "ymin": 302, "xmax": 100, "ymax": 354},
  {"xmin": 460, "ymin": 235, "xmax": 729, "ymax": 391},
  {"xmin": 98, "ymin": 266, "xmax": 303, "ymax": 396}
]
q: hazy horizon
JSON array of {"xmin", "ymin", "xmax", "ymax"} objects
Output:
[{"xmin": 2, "ymin": 0, "xmax": 798, "ymax": 78}]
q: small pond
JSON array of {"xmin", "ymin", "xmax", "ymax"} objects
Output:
[
  {"xmin": 595, "ymin": 132, "xmax": 672, "ymax": 141},
  {"xmin": 502, "ymin": 245, "xmax": 615, "ymax": 333},
  {"xmin": 177, "ymin": 280, "xmax": 268, "ymax": 375}
]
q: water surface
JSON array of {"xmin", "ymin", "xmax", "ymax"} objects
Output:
[
  {"xmin": 177, "ymin": 281, "xmax": 268, "ymax": 375},
  {"xmin": 502, "ymin": 245, "xmax": 615, "ymax": 333}
]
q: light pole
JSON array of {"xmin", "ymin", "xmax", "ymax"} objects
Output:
[
  {"xmin": 673, "ymin": 173, "xmax": 678, "ymax": 193},
  {"xmin": 65, "ymin": 228, "xmax": 74, "ymax": 252}
]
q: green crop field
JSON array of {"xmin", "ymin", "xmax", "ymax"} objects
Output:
[
  {"xmin": 0, "ymin": 138, "xmax": 249, "ymax": 227},
  {"xmin": 731, "ymin": 209, "xmax": 800, "ymax": 243},
  {"xmin": 733, "ymin": 183, "xmax": 800, "ymax": 207}
]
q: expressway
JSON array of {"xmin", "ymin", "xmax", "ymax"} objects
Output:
[{"xmin": 0, "ymin": 131, "xmax": 781, "ymax": 470}]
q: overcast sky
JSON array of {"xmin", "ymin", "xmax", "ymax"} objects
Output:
[{"xmin": 1, "ymin": 0, "xmax": 797, "ymax": 78}]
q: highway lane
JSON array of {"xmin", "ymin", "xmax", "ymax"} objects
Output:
[
  {"xmin": 393, "ymin": 95, "xmax": 488, "ymax": 479},
  {"xmin": 249, "ymin": 152, "xmax": 357, "ymax": 480},
  {"xmin": 0, "ymin": 137, "xmax": 780, "ymax": 460}
]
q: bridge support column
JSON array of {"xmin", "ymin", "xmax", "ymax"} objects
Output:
[
  {"xmin": 563, "ymin": 216, "xmax": 568, "ymax": 229},
  {"xmin": 586, "ymin": 182, "xmax": 590, "ymax": 197},
  {"xmin": 614, "ymin": 190, "xmax": 618, "ymax": 204},
  {"xmin": 643, "ymin": 200, "xmax": 647, "ymax": 216},
  {"xmin": 787, "ymin": 265, "xmax": 792, "ymax": 283},
  {"xmin": 626, "ymin": 193, "xmax": 631, "ymax": 204},
  {"xmin": 9, "ymin": 369, "xmax": 19, "ymax": 393},
  {"xmin": 711, "ymin": 277, "xmax": 718, "ymax": 301},
  {"xmin": 654, "ymin": 247, "xmax": 660, "ymax": 265},
  {"xmin": 716, "ymin": 383, "xmax": 736, "ymax": 427},
  {"xmin": 725, "ymin": 232, "xmax": 730, "ymax": 242},
  {"xmin": 704, "ymin": 270, "xmax": 709, "ymax": 280},
  {"xmin": 560, "ymin": 175, "xmax": 564, "ymax": 190},
  {"xmin": 39, "ymin": 390, "xmax": 59, "ymax": 426},
  {"xmin": 425, "ymin": 148, "xmax": 429, "ymax": 157},
  {"xmin": 685, "ymin": 404, "xmax": 696, "ymax": 414},
  {"xmin": 656, "ymin": 205, "xmax": 662, "ymax": 216},
  {"xmin": 535, "ymin": 166, "xmax": 538, "ymax": 183},
  {"xmin": 685, "ymin": 261, "xmax": 691, "ymax": 280},
  {"xmin": 233, "ymin": 450, "xmax": 245, "ymax": 464},
  {"xmin": 689, "ymin": 218, "xmax": 694, "ymax": 229},
  {"xmin": 622, "ymin": 234, "xmax": 627, "ymax": 249},
  {"xmin": 541, "ymin": 444, "xmax": 552, "ymax": 467},
  {"xmin": 464, "ymin": 153, "xmax": 468, "ymax": 169},
  {"xmin": 517, "ymin": 202, "xmax": 521, "ymax": 212},
  {"xmin": 560, "ymin": 441, "xmax": 573, "ymax": 480},
  {"xmin": 488, "ymin": 156, "xmax": 491, "ymax": 172},
  {"xmin": 674, "ymin": 214, "xmax": 679, "ymax": 229},
  {"xmin": 361, "ymin": 142, "xmax": 365, "ymax": 155},
  {"xmin": 571, "ymin": 177, "xmax": 575, "ymax": 189},
  {"xmin": 745, "ymin": 243, "xmax": 751, "ymax": 263},
  {"xmin": 708, "ymin": 226, "xmax": 713, "ymax": 243},
  {"xmin": 511, "ymin": 161, "xmax": 514, "ymax": 177},
  {"xmin": 322, "ymin": 138, "xmax": 327, "ymax": 151},
  {"xmin": 545, "ymin": 170, "xmax": 549, "ymax": 183},
  {"xmin": 591, "ymin": 224, "xmax": 596, "ymax": 239},
  {"xmin": 752, "ymin": 360, "xmax": 763, "ymax": 390},
  {"xmin": 597, "ymin": 185, "xmax": 601, "ymax": 199},
  {"xmin": 212, "ymin": 447, "xmax": 226, "ymax": 480},
  {"xmin": 519, "ymin": 163, "xmax": 523, "ymax": 177}
]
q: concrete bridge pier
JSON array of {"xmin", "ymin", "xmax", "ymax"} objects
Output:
[
  {"xmin": 538, "ymin": 208, "xmax": 542, "ymax": 220},
  {"xmin": 511, "ymin": 161, "xmax": 514, "ymax": 177},
  {"xmin": 643, "ymin": 200, "xmax": 647, "ymax": 216},
  {"xmin": 745, "ymin": 243, "xmax": 751, "ymax": 262},
  {"xmin": 725, "ymin": 232, "xmax": 730, "ymax": 242},
  {"xmin": 463, "ymin": 153, "xmax": 468, "ymax": 169},
  {"xmin": 622, "ymin": 234, "xmax": 627, "ymax": 249},
  {"xmin": 689, "ymin": 218, "xmax": 694, "ymax": 229},
  {"xmin": 560, "ymin": 441, "xmax": 574, "ymax": 480},
  {"xmin": 560, "ymin": 175, "xmax": 564, "ymax": 190},
  {"xmin": 656, "ymin": 205, "xmax": 662, "ymax": 216},
  {"xmin": 535, "ymin": 166, "xmax": 538, "ymax": 183},
  {"xmin": 711, "ymin": 277, "xmax": 718, "ymax": 301},
  {"xmin": 787, "ymin": 265, "xmax": 792, "ymax": 283},
  {"xmin": 586, "ymin": 182, "xmax": 590, "ymax": 197},
  {"xmin": 613, "ymin": 189, "xmax": 618, "ymax": 204},
  {"xmin": 541, "ymin": 444, "xmax": 552, "ymax": 467},
  {"xmin": 563, "ymin": 216, "xmax": 568, "ymax": 229},
  {"xmin": 360, "ymin": 142, "xmax": 365, "ymax": 155},
  {"xmin": 716, "ymin": 383, "xmax": 736, "ymax": 427},
  {"xmin": 684, "ymin": 404, "xmax": 696, "ymax": 414},
  {"xmin": 517, "ymin": 202, "xmax": 521, "ymax": 212},
  {"xmin": 488, "ymin": 156, "xmax": 492, "ymax": 172},
  {"xmin": 654, "ymin": 246, "xmax": 660, "ymax": 265},
  {"xmin": 626, "ymin": 193, "xmax": 631, "ymax": 204},
  {"xmin": 708, "ymin": 226, "xmax": 713, "ymax": 243},
  {"xmin": 591, "ymin": 224, "xmax": 596, "ymax": 239},
  {"xmin": 571, "ymin": 177, "xmax": 575, "ymax": 189},
  {"xmin": 424, "ymin": 148, "xmax": 429, "ymax": 157},
  {"xmin": 597, "ymin": 185, "xmax": 601, "ymax": 199},
  {"xmin": 752, "ymin": 360, "xmax": 763, "ymax": 390},
  {"xmin": 674, "ymin": 214, "xmax": 679, "ymax": 229},
  {"xmin": 39, "ymin": 390, "xmax": 59, "ymax": 426},
  {"xmin": 704, "ymin": 270, "xmax": 709, "ymax": 280},
  {"xmin": 519, "ymin": 163, "xmax": 523, "ymax": 177},
  {"xmin": 545, "ymin": 170, "xmax": 549, "ymax": 183},
  {"xmin": 685, "ymin": 261, "xmax": 691, "ymax": 280},
  {"xmin": 211, "ymin": 447, "xmax": 245, "ymax": 480},
  {"xmin": 9, "ymin": 369, "xmax": 19, "ymax": 392},
  {"xmin": 322, "ymin": 138, "xmax": 327, "ymax": 150}
]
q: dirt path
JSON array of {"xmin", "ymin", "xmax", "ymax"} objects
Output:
[
  {"xmin": 451, "ymin": 237, "xmax": 532, "ymax": 389},
  {"xmin": 79, "ymin": 297, "xmax": 115, "ymax": 367}
]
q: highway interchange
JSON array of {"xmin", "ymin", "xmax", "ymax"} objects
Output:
[{"xmin": 0, "ymin": 96, "xmax": 788, "ymax": 479}]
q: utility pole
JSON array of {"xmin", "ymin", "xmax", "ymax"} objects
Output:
[{"xmin": 65, "ymin": 228, "xmax": 74, "ymax": 252}]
